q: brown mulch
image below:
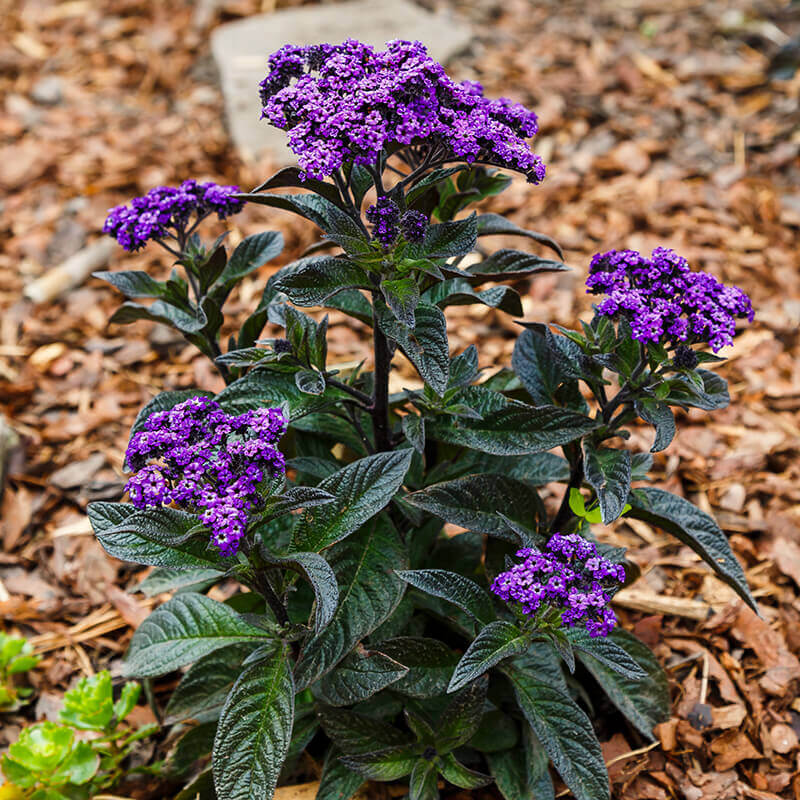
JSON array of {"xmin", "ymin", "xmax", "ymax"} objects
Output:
[{"xmin": 1, "ymin": 0, "xmax": 800, "ymax": 798}]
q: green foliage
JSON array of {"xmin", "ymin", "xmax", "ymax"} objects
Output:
[
  {"xmin": 88, "ymin": 153, "xmax": 754, "ymax": 800},
  {"xmin": 1, "ymin": 671, "xmax": 154, "ymax": 800},
  {"xmin": 0, "ymin": 633, "xmax": 40, "ymax": 711}
]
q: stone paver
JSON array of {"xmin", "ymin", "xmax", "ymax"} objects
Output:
[{"xmin": 211, "ymin": 0, "xmax": 473, "ymax": 161}]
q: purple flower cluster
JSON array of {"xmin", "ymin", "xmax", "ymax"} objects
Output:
[
  {"xmin": 400, "ymin": 210, "xmax": 428, "ymax": 244},
  {"xmin": 103, "ymin": 180, "xmax": 244, "ymax": 252},
  {"xmin": 366, "ymin": 197, "xmax": 401, "ymax": 247},
  {"xmin": 259, "ymin": 39, "xmax": 545, "ymax": 183},
  {"xmin": 490, "ymin": 533, "xmax": 624, "ymax": 638},
  {"xmin": 586, "ymin": 247, "xmax": 754, "ymax": 352},
  {"xmin": 124, "ymin": 395, "xmax": 287, "ymax": 556}
]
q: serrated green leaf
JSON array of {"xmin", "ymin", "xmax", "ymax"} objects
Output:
[
  {"xmin": 583, "ymin": 443, "xmax": 632, "ymax": 524},
  {"xmin": 292, "ymin": 450, "xmax": 412, "ymax": 552},
  {"xmin": 395, "ymin": 570, "xmax": 495, "ymax": 626},
  {"xmin": 578, "ymin": 629, "xmax": 669, "ymax": 740},
  {"xmin": 124, "ymin": 593, "xmax": 270, "ymax": 678},
  {"xmin": 317, "ymin": 650, "xmax": 408, "ymax": 706},
  {"xmin": 294, "ymin": 518, "xmax": 407, "ymax": 688},
  {"xmin": 628, "ymin": 487, "xmax": 756, "ymax": 611},
  {"xmin": 213, "ymin": 645, "xmax": 294, "ymax": 800},
  {"xmin": 448, "ymin": 622, "xmax": 528, "ymax": 693},
  {"xmin": 405, "ymin": 474, "xmax": 542, "ymax": 541},
  {"xmin": 88, "ymin": 503, "xmax": 226, "ymax": 571}
]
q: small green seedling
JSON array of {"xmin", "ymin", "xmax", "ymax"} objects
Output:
[{"xmin": 0, "ymin": 633, "xmax": 41, "ymax": 711}]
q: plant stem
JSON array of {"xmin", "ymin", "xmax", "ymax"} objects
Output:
[
  {"xmin": 550, "ymin": 443, "xmax": 584, "ymax": 533},
  {"xmin": 371, "ymin": 291, "xmax": 393, "ymax": 452},
  {"xmin": 326, "ymin": 377, "xmax": 372, "ymax": 407}
]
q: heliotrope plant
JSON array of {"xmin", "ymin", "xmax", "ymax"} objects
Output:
[{"xmin": 87, "ymin": 39, "xmax": 756, "ymax": 800}]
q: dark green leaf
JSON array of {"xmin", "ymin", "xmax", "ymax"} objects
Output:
[
  {"xmin": 475, "ymin": 213, "xmax": 564, "ymax": 260},
  {"xmin": 294, "ymin": 518, "xmax": 407, "ymax": 688},
  {"xmin": 213, "ymin": 645, "xmax": 294, "ymax": 800},
  {"xmin": 262, "ymin": 550, "xmax": 338, "ymax": 634},
  {"xmin": 512, "ymin": 327, "xmax": 562, "ymax": 405},
  {"xmin": 405, "ymin": 475, "xmax": 541, "ymax": 541},
  {"xmin": 565, "ymin": 629, "xmax": 647, "ymax": 680},
  {"xmin": 339, "ymin": 746, "xmax": 417, "ymax": 781},
  {"xmin": 438, "ymin": 754, "xmax": 492, "ymax": 790},
  {"xmin": 504, "ymin": 661, "xmax": 609, "ymax": 800},
  {"xmin": 215, "ymin": 232, "xmax": 283, "ymax": 295},
  {"xmin": 408, "ymin": 213, "xmax": 477, "ymax": 259},
  {"xmin": 292, "ymin": 450, "xmax": 412, "ymax": 552},
  {"xmin": 166, "ymin": 643, "xmax": 258, "ymax": 723},
  {"xmin": 436, "ymin": 675, "xmax": 487, "ymax": 751},
  {"xmin": 124, "ymin": 593, "xmax": 270, "ymax": 678},
  {"xmin": 425, "ymin": 279, "xmax": 523, "ymax": 316},
  {"xmin": 136, "ymin": 566, "xmax": 223, "ymax": 597},
  {"xmin": 317, "ymin": 650, "xmax": 408, "ymax": 706},
  {"xmin": 317, "ymin": 748, "xmax": 364, "ymax": 800},
  {"xmin": 273, "ymin": 256, "xmax": 369, "ymax": 307},
  {"xmin": 635, "ymin": 399, "xmax": 676, "ymax": 453},
  {"xmin": 381, "ymin": 277, "xmax": 420, "ymax": 327},
  {"xmin": 628, "ymin": 487, "xmax": 756, "ymax": 611},
  {"xmin": 468, "ymin": 710, "xmax": 519, "ymax": 754},
  {"xmin": 252, "ymin": 167, "xmax": 344, "ymax": 208},
  {"xmin": 378, "ymin": 637, "xmax": 459, "ymax": 699},
  {"xmin": 583, "ymin": 443, "xmax": 632, "ymax": 524},
  {"xmin": 402, "ymin": 413, "xmax": 425, "ymax": 454},
  {"xmin": 88, "ymin": 503, "xmax": 226, "ymax": 571},
  {"xmin": 409, "ymin": 759, "xmax": 439, "ymax": 800},
  {"xmin": 395, "ymin": 570, "xmax": 495, "ymax": 626},
  {"xmin": 93, "ymin": 270, "xmax": 166, "ymax": 299},
  {"xmin": 110, "ymin": 299, "xmax": 207, "ymax": 334},
  {"xmin": 466, "ymin": 249, "xmax": 567, "ymax": 283},
  {"xmin": 578, "ymin": 629, "xmax": 669, "ymax": 740},
  {"xmin": 318, "ymin": 707, "xmax": 411, "ymax": 755},
  {"xmin": 428, "ymin": 388, "xmax": 599, "ymax": 456},
  {"xmin": 448, "ymin": 622, "xmax": 528, "ymax": 693},
  {"xmin": 376, "ymin": 303, "xmax": 449, "ymax": 396},
  {"xmin": 235, "ymin": 192, "xmax": 344, "ymax": 234},
  {"xmin": 295, "ymin": 369, "xmax": 326, "ymax": 395},
  {"xmin": 487, "ymin": 728, "xmax": 554, "ymax": 800}
]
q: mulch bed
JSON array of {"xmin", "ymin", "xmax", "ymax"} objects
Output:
[{"xmin": 1, "ymin": 0, "xmax": 800, "ymax": 797}]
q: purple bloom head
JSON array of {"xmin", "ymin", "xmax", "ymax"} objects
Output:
[
  {"xmin": 365, "ymin": 197, "xmax": 401, "ymax": 247},
  {"xmin": 400, "ymin": 210, "xmax": 428, "ymax": 244},
  {"xmin": 124, "ymin": 395, "xmax": 287, "ymax": 556},
  {"xmin": 490, "ymin": 533, "xmax": 625, "ymax": 637},
  {"xmin": 103, "ymin": 180, "xmax": 244, "ymax": 252},
  {"xmin": 259, "ymin": 39, "xmax": 545, "ymax": 183},
  {"xmin": 586, "ymin": 247, "xmax": 753, "ymax": 352}
]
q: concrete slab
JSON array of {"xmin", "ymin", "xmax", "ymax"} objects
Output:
[{"xmin": 210, "ymin": 0, "xmax": 473, "ymax": 161}]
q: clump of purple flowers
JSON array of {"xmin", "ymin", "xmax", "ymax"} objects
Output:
[
  {"xmin": 259, "ymin": 39, "xmax": 545, "ymax": 183},
  {"xmin": 103, "ymin": 180, "xmax": 244, "ymax": 252},
  {"xmin": 400, "ymin": 210, "xmax": 428, "ymax": 244},
  {"xmin": 586, "ymin": 247, "xmax": 754, "ymax": 352},
  {"xmin": 366, "ymin": 197, "xmax": 401, "ymax": 248},
  {"xmin": 124, "ymin": 395, "xmax": 286, "ymax": 556},
  {"xmin": 490, "ymin": 533, "xmax": 624, "ymax": 637}
]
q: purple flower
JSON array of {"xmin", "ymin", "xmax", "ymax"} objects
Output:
[
  {"xmin": 103, "ymin": 180, "xmax": 244, "ymax": 252},
  {"xmin": 490, "ymin": 533, "xmax": 624, "ymax": 638},
  {"xmin": 400, "ymin": 210, "xmax": 428, "ymax": 243},
  {"xmin": 586, "ymin": 247, "xmax": 753, "ymax": 353},
  {"xmin": 124, "ymin": 396, "xmax": 287, "ymax": 556},
  {"xmin": 365, "ymin": 197, "xmax": 400, "ymax": 247},
  {"xmin": 259, "ymin": 39, "xmax": 545, "ymax": 183}
]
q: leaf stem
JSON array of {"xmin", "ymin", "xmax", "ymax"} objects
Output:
[
  {"xmin": 371, "ymin": 290, "xmax": 393, "ymax": 452},
  {"xmin": 550, "ymin": 444, "xmax": 584, "ymax": 533}
]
